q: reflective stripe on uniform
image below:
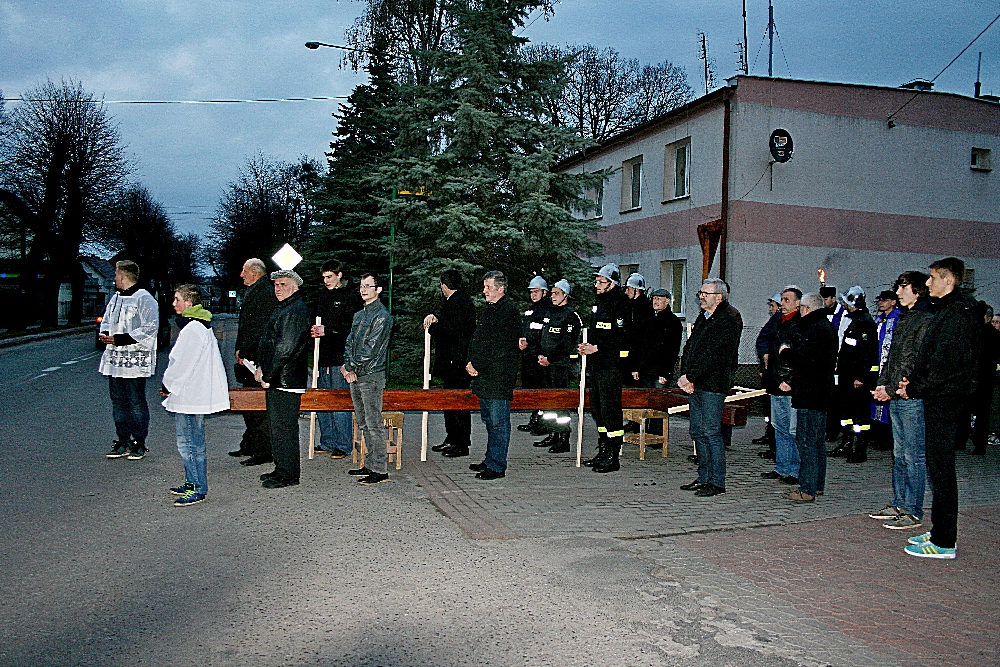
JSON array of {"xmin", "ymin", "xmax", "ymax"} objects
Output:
[
  {"xmin": 608, "ymin": 429, "xmax": 625, "ymax": 438},
  {"xmin": 542, "ymin": 412, "xmax": 557, "ymax": 420},
  {"xmin": 596, "ymin": 322, "xmax": 611, "ymax": 330},
  {"xmin": 597, "ymin": 426, "xmax": 607, "ymax": 433},
  {"xmin": 870, "ymin": 365, "xmax": 879, "ymax": 372},
  {"xmin": 841, "ymin": 419, "xmax": 853, "ymax": 426},
  {"xmin": 556, "ymin": 416, "xmax": 571, "ymax": 424},
  {"xmin": 619, "ymin": 351, "xmax": 629, "ymax": 357}
]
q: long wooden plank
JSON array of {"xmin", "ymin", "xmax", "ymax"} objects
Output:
[{"xmin": 228, "ymin": 387, "xmax": 693, "ymax": 412}]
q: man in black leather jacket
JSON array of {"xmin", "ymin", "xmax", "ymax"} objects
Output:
[
  {"xmin": 254, "ymin": 270, "xmax": 311, "ymax": 489},
  {"xmin": 343, "ymin": 273, "xmax": 394, "ymax": 485}
]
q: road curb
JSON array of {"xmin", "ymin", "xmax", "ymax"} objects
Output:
[{"xmin": 0, "ymin": 325, "xmax": 93, "ymax": 349}]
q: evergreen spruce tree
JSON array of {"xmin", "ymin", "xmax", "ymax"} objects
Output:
[{"xmin": 376, "ymin": 0, "xmax": 604, "ymax": 375}]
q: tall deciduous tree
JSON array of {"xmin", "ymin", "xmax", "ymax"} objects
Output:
[
  {"xmin": 0, "ymin": 79, "xmax": 129, "ymax": 327},
  {"xmin": 208, "ymin": 154, "xmax": 322, "ymax": 287},
  {"xmin": 374, "ymin": 0, "xmax": 603, "ymax": 374},
  {"xmin": 524, "ymin": 44, "xmax": 694, "ymax": 142}
]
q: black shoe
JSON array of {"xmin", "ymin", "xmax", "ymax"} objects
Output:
[
  {"xmin": 760, "ymin": 470, "xmax": 783, "ymax": 480},
  {"xmin": 106, "ymin": 439, "xmax": 130, "ymax": 459},
  {"xmin": 241, "ymin": 455, "xmax": 273, "ymax": 467},
  {"xmin": 469, "ymin": 462, "xmax": 487, "ymax": 472},
  {"xmin": 259, "ymin": 470, "xmax": 278, "ymax": 481},
  {"xmin": 262, "ymin": 477, "xmax": 299, "ymax": 489},
  {"xmin": 228, "ymin": 448, "xmax": 252, "ymax": 457},
  {"xmin": 548, "ymin": 433, "xmax": 570, "ymax": 454},
  {"xmin": 442, "ymin": 446, "xmax": 470, "ymax": 458},
  {"xmin": 687, "ymin": 454, "xmax": 699, "ymax": 463},
  {"xmin": 694, "ymin": 484, "xmax": 725, "ymax": 497},
  {"xmin": 431, "ymin": 442, "xmax": 451, "ymax": 452},
  {"xmin": 593, "ymin": 457, "xmax": 620, "ymax": 473},
  {"xmin": 680, "ymin": 480, "xmax": 704, "ymax": 491},
  {"xmin": 757, "ymin": 450, "xmax": 776, "ymax": 460},
  {"xmin": 751, "ymin": 435, "xmax": 770, "ymax": 445},
  {"xmin": 533, "ymin": 434, "xmax": 556, "ymax": 447},
  {"xmin": 348, "ymin": 467, "xmax": 373, "ymax": 476},
  {"xmin": 475, "ymin": 468, "xmax": 505, "ymax": 480},
  {"xmin": 359, "ymin": 472, "xmax": 389, "ymax": 485},
  {"xmin": 127, "ymin": 443, "xmax": 147, "ymax": 460},
  {"xmin": 329, "ymin": 450, "xmax": 349, "ymax": 459},
  {"xmin": 846, "ymin": 452, "xmax": 867, "ymax": 463},
  {"xmin": 528, "ymin": 425, "xmax": 548, "ymax": 436},
  {"xmin": 971, "ymin": 447, "xmax": 987, "ymax": 455},
  {"xmin": 781, "ymin": 475, "xmax": 798, "ymax": 485},
  {"xmin": 516, "ymin": 423, "xmax": 534, "ymax": 432}
]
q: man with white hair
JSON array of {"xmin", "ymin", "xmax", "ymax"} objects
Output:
[
  {"xmin": 254, "ymin": 269, "xmax": 311, "ymax": 489},
  {"xmin": 678, "ymin": 278, "xmax": 741, "ymax": 497}
]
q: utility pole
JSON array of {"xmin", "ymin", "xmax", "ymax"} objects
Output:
[
  {"xmin": 743, "ymin": 0, "xmax": 749, "ymax": 74},
  {"xmin": 975, "ymin": 51, "xmax": 983, "ymax": 98},
  {"xmin": 768, "ymin": 0, "xmax": 774, "ymax": 77},
  {"xmin": 698, "ymin": 32, "xmax": 715, "ymax": 94}
]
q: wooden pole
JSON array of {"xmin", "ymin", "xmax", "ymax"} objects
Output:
[
  {"xmin": 576, "ymin": 328, "xmax": 588, "ymax": 467},
  {"xmin": 420, "ymin": 327, "xmax": 431, "ymax": 461},
  {"xmin": 307, "ymin": 316, "xmax": 321, "ymax": 460}
]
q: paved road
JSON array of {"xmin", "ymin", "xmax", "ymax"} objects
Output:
[{"xmin": 0, "ymin": 324, "xmax": 996, "ymax": 667}]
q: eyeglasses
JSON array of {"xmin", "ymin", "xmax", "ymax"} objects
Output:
[
  {"xmin": 696, "ymin": 291, "xmax": 721, "ymax": 297},
  {"xmin": 359, "ymin": 283, "xmax": 377, "ymax": 290}
]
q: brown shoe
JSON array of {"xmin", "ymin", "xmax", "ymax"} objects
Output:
[
  {"xmin": 329, "ymin": 450, "xmax": 349, "ymax": 459},
  {"xmin": 782, "ymin": 490, "xmax": 815, "ymax": 502}
]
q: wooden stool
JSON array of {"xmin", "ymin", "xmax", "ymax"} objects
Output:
[
  {"xmin": 622, "ymin": 408, "xmax": 668, "ymax": 460},
  {"xmin": 352, "ymin": 411, "xmax": 405, "ymax": 470}
]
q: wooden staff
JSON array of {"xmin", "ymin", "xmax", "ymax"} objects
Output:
[
  {"xmin": 420, "ymin": 327, "xmax": 431, "ymax": 461},
  {"xmin": 576, "ymin": 328, "xmax": 588, "ymax": 467},
  {"xmin": 307, "ymin": 316, "xmax": 321, "ymax": 460}
]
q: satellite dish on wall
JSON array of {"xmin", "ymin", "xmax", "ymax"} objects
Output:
[{"xmin": 769, "ymin": 129, "xmax": 793, "ymax": 163}]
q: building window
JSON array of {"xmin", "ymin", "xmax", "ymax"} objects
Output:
[
  {"xmin": 962, "ymin": 268, "xmax": 975, "ymax": 290},
  {"xmin": 659, "ymin": 260, "xmax": 686, "ymax": 315},
  {"xmin": 971, "ymin": 147, "xmax": 992, "ymax": 171},
  {"xmin": 620, "ymin": 156, "xmax": 642, "ymax": 211},
  {"xmin": 586, "ymin": 181, "xmax": 604, "ymax": 219},
  {"xmin": 664, "ymin": 139, "xmax": 691, "ymax": 200},
  {"xmin": 620, "ymin": 264, "xmax": 639, "ymax": 285}
]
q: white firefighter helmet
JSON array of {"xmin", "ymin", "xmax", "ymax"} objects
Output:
[
  {"xmin": 553, "ymin": 279, "xmax": 571, "ymax": 295},
  {"xmin": 595, "ymin": 263, "xmax": 621, "ymax": 285},
  {"xmin": 625, "ymin": 273, "xmax": 646, "ymax": 290},
  {"xmin": 528, "ymin": 276, "xmax": 548, "ymax": 291}
]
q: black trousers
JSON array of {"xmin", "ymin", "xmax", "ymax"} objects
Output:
[
  {"xmin": 521, "ymin": 352, "xmax": 545, "ymax": 389},
  {"xmin": 266, "ymin": 388, "xmax": 301, "ymax": 483},
  {"xmin": 924, "ymin": 396, "xmax": 961, "ymax": 549},
  {"xmin": 441, "ymin": 364, "xmax": 472, "ymax": 448},
  {"xmin": 954, "ymin": 381, "xmax": 994, "ymax": 451},
  {"xmin": 839, "ymin": 384, "xmax": 871, "ymax": 434},
  {"xmin": 544, "ymin": 365, "xmax": 573, "ymax": 433},
  {"xmin": 240, "ymin": 377, "xmax": 271, "ymax": 456},
  {"xmin": 590, "ymin": 363, "xmax": 623, "ymax": 447}
]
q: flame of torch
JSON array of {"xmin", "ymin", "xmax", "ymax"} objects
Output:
[{"xmin": 818, "ymin": 268, "xmax": 827, "ymax": 286}]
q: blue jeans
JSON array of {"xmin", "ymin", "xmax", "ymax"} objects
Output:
[
  {"xmin": 317, "ymin": 368, "xmax": 352, "ymax": 453},
  {"xmin": 795, "ymin": 408, "xmax": 827, "ymax": 497},
  {"xmin": 108, "ymin": 376, "xmax": 150, "ymax": 443},
  {"xmin": 175, "ymin": 413, "xmax": 207, "ymax": 495},
  {"xmin": 479, "ymin": 398, "xmax": 511, "ymax": 473},
  {"xmin": 690, "ymin": 390, "xmax": 726, "ymax": 489},
  {"xmin": 770, "ymin": 395, "xmax": 799, "ymax": 477},
  {"xmin": 890, "ymin": 399, "xmax": 926, "ymax": 519}
]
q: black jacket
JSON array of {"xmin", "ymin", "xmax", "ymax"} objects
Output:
[
  {"xmin": 257, "ymin": 292, "xmax": 310, "ymax": 389},
  {"xmin": 588, "ymin": 286, "xmax": 629, "ymax": 369},
  {"xmin": 977, "ymin": 323, "xmax": 1000, "ymax": 394},
  {"xmin": 539, "ymin": 303, "xmax": 583, "ymax": 367},
  {"xmin": 780, "ymin": 309, "xmax": 837, "ymax": 411},
  {"xmin": 467, "ymin": 294, "xmax": 522, "ymax": 400},
  {"xmin": 235, "ymin": 276, "xmax": 279, "ymax": 362},
  {"xmin": 521, "ymin": 299, "xmax": 551, "ymax": 353},
  {"xmin": 314, "ymin": 280, "xmax": 364, "ymax": 367},
  {"xmin": 837, "ymin": 308, "xmax": 878, "ymax": 388},
  {"xmin": 680, "ymin": 305, "xmax": 740, "ymax": 395},
  {"xmin": 623, "ymin": 293, "xmax": 655, "ymax": 374},
  {"xmin": 429, "ymin": 290, "xmax": 477, "ymax": 378},
  {"xmin": 343, "ymin": 299, "xmax": 393, "ymax": 378},
  {"xmin": 756, "ymin": 311, "xmax": 781, "ymax": 365},
  {"xmin": 878, "ymin": 298, "xmax": 934, "ymax": 397},
  {"xmin": 908, "ymin": 288, "xmax": 980, "ymax": 399},
  {"xmin": 641, "ymin": 307, "xmax": 682, "ymax": 381},
  {"xmin": 765, "ymin": 313, "xmax": 800, "ymax": 396}
]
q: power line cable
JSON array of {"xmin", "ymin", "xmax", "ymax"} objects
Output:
[
  {"xmin": 887, "ymin": 11, "xmax": 1000, "ymax": 124},
  {"xmin": 4, "ymin": 95, "xmax": 348, "ymax": 105}
]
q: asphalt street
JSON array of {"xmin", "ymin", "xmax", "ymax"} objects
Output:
[{"xmin": 1, "ymin": 323, "xmax": 997, "ymax": 667}]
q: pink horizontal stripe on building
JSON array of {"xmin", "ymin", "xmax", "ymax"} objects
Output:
[{"xmin": 594, "ymin": 202, "xmax": 1000, "ymax": 258}]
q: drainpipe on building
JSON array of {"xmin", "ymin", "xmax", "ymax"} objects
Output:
[{"xmin": 719, "ymin": 87, "xmax": 733, "ymax": 282}]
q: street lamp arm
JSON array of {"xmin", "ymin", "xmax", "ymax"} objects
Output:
[{"xmin": 304, "ymin": 41, "xmax": 369, "ymax": 54}]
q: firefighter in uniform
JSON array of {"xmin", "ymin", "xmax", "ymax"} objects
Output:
[
  {"xmin": 517, "ymin": 275, "xmax": 551, "ymax": 435},
  {"xmin": 579, "ymin": 263, "xmax": 629, "ymax": 473},
  {"xmin": 832, "ymin": 286, "xmax": 879, "ymax": 463},
  {"xmin": 535, "ymin": 279, "xmax": 583, "ymax": 454}
]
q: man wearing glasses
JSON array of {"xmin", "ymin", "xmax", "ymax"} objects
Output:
[
  {"xmin": 678, "ymin": 279, "xmax": 741, "ymax": 497},
  {"xmin": 343, "ymin": 274, "xmax": 394, "ymax": 486}
]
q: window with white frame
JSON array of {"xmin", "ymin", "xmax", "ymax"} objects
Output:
[
  {"xmin": 620, "ymin": 156, "xmax": 642, "ymax": 211},
  {"xmin": 659, "ymin": 260, "xmax": 686, "ymax": 315},
  {"xmin": 585, "ymin": 180, "xmax": 604, "ymax": 219},
  {"xmin": 664, "ymin": 139, "xmax": 691, "ymax": 200}
]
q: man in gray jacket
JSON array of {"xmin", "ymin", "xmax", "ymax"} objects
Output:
[
  {"xmin": 343, "ymin": 273, "xmax": 393, "ymax": 486},
  {"xmin": 870, "ymin": 272, "xmax": 934, "ymax": 530}
]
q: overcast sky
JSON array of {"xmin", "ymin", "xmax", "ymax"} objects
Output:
[{"xmin": 2, "ymin": 1, "xmax": 997, "ymax": 238}]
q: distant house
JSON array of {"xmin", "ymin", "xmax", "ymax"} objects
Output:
[
  {"xmin": 79, "ymin": 255, "xmax": 116, "ymax": 318},
  {"xmin": 559, "ymin": 75, "xmax": 999, "ymax": 359}
]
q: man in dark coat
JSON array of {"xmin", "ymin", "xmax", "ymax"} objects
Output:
[
  {"xmin": 424, "ymin": 269, "xmax": 477, "ymax": 457},
  {"xmin": 310, "ymin": 259, "xmax": 364, "ymax": 458},
  {"xmin": 254, "ymin": 270, "xmax": 311, "ymax": 489},
  {"xmin": 466, "ymin": 271, "xmax": 522, "ymax": 479},
  {"xmin": 753, "ymin": 293, "xmax": 783, "ymax": 457},
  {"xmin": 832, "ymin": 286, "xmax": 878, "ymax": 462},
  {"xmin": 578, "ymin": 263, "xmax": 630, "ymax": 473},
  {"xmin": 622, "ymin": 273, "xmax": 654, "ymax": 387},
  {"xmin": 760, "ymin": 287, "xmax": 802, "ymax": 485},
  {"xmin": 678, "ymin": 278, "xmax": 741, "ymax": 497},
  {"xmin": 954, "ymin": 300, "xmax": 1000, "ymax": 455},
  {"xmin": 233, "ymin": 258, "xmax": 279, "ymax": 466},
  {"xmin": 642, "ymin": 289, "xmax": 682, "ymax": 388},
  {"xmin": 777, "ymin": 293, "xmax": 837, "ymax": 501},
  {"xmin": 535, "ymin": 279, "xmax": 583, "ymax": 453},
  {"xmin": 902, "ymin": 257, "xmax": 980, "ymax": 559}
]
